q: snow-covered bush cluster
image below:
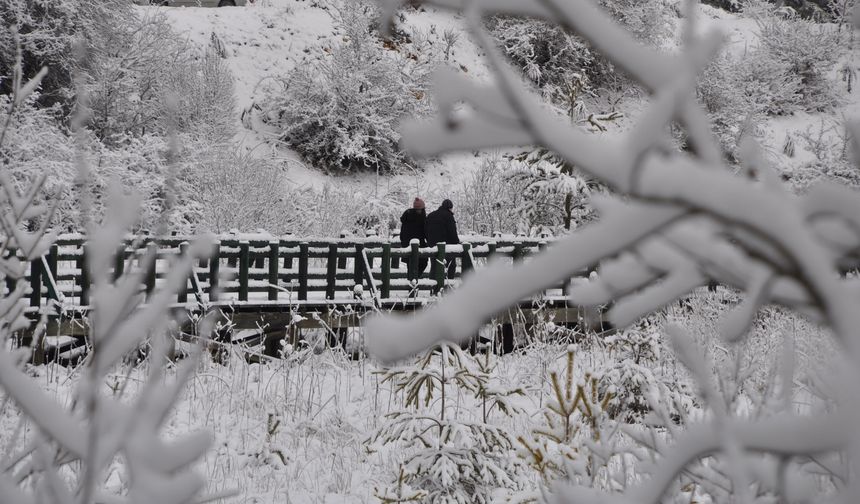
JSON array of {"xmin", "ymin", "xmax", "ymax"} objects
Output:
[
  {"xmin": 1, "ymin": 1, "xmax": 239, "ymax": 233},
  {"xmin": 261, "ymin": 0, "xmax": 433, "ymax": 173},
  {"xmin": 488, "ymin": 0, "xmax": 671, "ymax": 114},
  {"xmin": 696, "ymin": 6, "xmax": 846, "ymax": 158},
  {"xmin": 455, "ymin": 152, "xmax": 600, "ymax": 236}
]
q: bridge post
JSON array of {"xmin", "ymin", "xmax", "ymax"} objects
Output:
[
  {"xmin": 409, "ymin": 241, "xmax": 420, "ymax": 281},
  {"xmin": 325, "ymin": 244, "xmax": 337, "ymax": 300},
  {"xmin": 298, "ymin": 242, "xmax": 308, "ymax": 300},
  {"xmin": 461, "ymin": 243, "xmax": 473, "ymax": 273},
  {"xmin": 144, "ymin": 242, "xmax": 157, "ymax": 301},
  {"xmin": 239, "ymin": 240, "xmax": 249, "ymax": 302},
  {"xmin": 434, "ymin": 243, "xmax": 446, "ymax": 294},
  {"xmin": 178, "ymin": 242, "xmax": 189, "ymax": 304},
  {"xmin": 79, "ymin": 243, "xmax": 91, "ymax": 306},
  {"xmin": 487, "ymin": 241, "xmax": 497, "ymax": 258},
  {"xmin": 283, "ymin": 236, "xmax": 294, "ymax": 270},
  {"xmin": 209, "ymin": 240, "xmax": 220, "ymax": 302},
  {"xmin": 337, "ymin": 232, "xmax": 347, "ymax": 269},
  {"xmin": 4, "ymin": 248, "xmax": 16, "ymax": 295},
  {"xmin": 29, "ymin": 256, "xmax": 42, "ymax": 308},
  {"xmin": 512, "ymin": 242, "xmax": 524, "ymax": 262},
  {"xmin": 114, "ymin": 244, "xmax": 125, "ymax": 282},
  {"xmin": 47, "ymin": 244, "xmax": 58, "ymax": 293},
  {"xmin": 268, "ymin": 240, "xmax": 279, "ymax": 301},
  {"xmin": 353, "ymin": 244, "xmax": 365, "ymax": 286},
  {"xmin": 381, "ymin": 244, "xmax": 391, "ymax": 298}
]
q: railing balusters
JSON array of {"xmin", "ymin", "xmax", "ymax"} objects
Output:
[
  {"xmin": 434, "ymin": 243, "xmax": 446, "ymax": 294},
  {"xmin": 178, "ymin": 242, "xmax": 189, "ymax": 304},
  {"xmin": 409, "ymin": 241, "xmax": 420, "ymax": 281},
  {"xmin": 512, "ymin": 242, "xmax": 524, "ymax": 262},
  {"xmin": 114, "ymin": 244, "xmax": 125, "ymax": 282},
  {"xmin": 239, "ymin": 240, "xmax": 249, "ymax": 302},
  {"xmin": 353, "ymin": 244, "xmax": 364, "ymax": 286},
  {"xmin": 298, "ymin": 242, "xmax": 308, "ymax": 301},
  {"xmin": 461, "ymin": 243, "xmax": 473, "ymax": 273},
  {"xmin": 268, "ymin": 240, "xmax": 279, "ymax": 301},
  {"xmin": 209, "ymin": 240, "xmax": 220, "ymax": 302},
  {"xmin": 326, "ymin": 244, "xmax": 337, "ymax": 300},
  {"xmin": 337, "ymin": 232, "xmax": 347, "ymax": 269},
  {"xmin": 144, "ymin": 242, "xmax": 157, "ymax": 300},
  {"xmin": 381, "ymin": 244, "xmax": 391, "ymax": 298},
  {"xmin": 79, "ymin": 243, "xmax": 91, "ymax": 305},
  {"xmin": 29, "ymin": 256, "xmax": 41, "ymax": 308}
]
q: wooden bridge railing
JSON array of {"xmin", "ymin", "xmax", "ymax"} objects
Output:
[{"xmin": 18, "ymin": 232, "xmax": 569, "ymax": 312}]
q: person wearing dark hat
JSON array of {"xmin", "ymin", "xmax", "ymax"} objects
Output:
[
  {"xmin": 425, "ymin": 199, "xmax": 460, "ymax": 280},
  {"xmin": 400, "ymin": 197, "xmax": 428, "ymax": 280}
]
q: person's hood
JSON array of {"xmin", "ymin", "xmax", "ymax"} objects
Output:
[{"xmin": 401, "ymin": 208, "xmax": 425, "ymax": 223}]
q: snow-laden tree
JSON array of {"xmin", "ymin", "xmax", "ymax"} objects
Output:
[
  {"xmin": 0, "ymin": 0, "xmax": 133, "ymax": 112},
  {"xmin": 263, "ymin": 0, "xmax": 432, "ymax": 173},
  {"xmin": 367, "ymin": 0, "xmax": 860, "ymax": 502},
  {"xmin": 488, "ymin": 0, "xmax": 670, "ymax": 112}
]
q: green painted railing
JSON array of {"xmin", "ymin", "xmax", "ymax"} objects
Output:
[{"xmin": 20, "ymin": 232, "xmax": 567, "ymax": 310}]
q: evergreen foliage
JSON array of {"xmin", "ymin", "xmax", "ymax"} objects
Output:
[{"xmin": 370, "ymin": 344, "xmax": 526, "ymax": 503}]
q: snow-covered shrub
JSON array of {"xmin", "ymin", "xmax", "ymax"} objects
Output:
[
  {"xmin": 780, "ymin": 120, "xmax": 860, "ymax": 190},
  {"xmin": 516, "ymin": 345, "xmax": 618, "ymax": 494},
  {"xmin": 0, "ymin": 0, "xmax": 132, "ymax": 111},
  {"xmin": 488, "ymin": 0, "xmax": 670, "ymax": 108},
  {"xmin": 455, "ymin": 156, "xmax": 524, "ymax": 236},
  {"xmin": 0, "ymin": 94, "xmax": 206, "ymax": 233},
  {"xmin": 456, "ymin": 151, "xmax": 600, "ymax": 236},
  {"xmin": 370, "ymin": 344, "xmax": 526, "ymax": 503},
  {"xmin": 696, "ymin": 12, "xmax": 843, "ymax": 159},
  {"xmin": 262, "ymin": 0, "xmax": 432, "ymax": 173},
  {"xmin": 86, "ymin": 12, "xmax": 236, "ymax": 145},
  {"xmin": 193, "ymin": 146, "xmax": 295, "ymax": 234},
  {"xmin": 598, "ymin": 319, "xmax": 693, "ymax": 423},
  {"xmin": 505, "ymin": 149, "xmax": 603, "ymax": 234},
  {"xmin": 754, "ymin": 14, "xmax": 843, "ymax": 111}
]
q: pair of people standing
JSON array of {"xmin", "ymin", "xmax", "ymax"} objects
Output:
[{"xmin": 399, "ymin": 197, "xmax": 460, "ymax": 279}]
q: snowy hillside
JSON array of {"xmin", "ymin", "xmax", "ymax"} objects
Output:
[{"xmin": 151, "ymin": 0, "xmax": 858, "ymax": 200}]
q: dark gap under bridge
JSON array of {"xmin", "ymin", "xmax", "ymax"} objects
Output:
[{"xmin": 16, "ymin": 232, "xmax": 604, "ymax": 363}]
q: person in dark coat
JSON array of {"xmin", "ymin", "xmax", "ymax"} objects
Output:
[
  {"xmin": 400, "ymin": 197, "xmax": 428, "ymax": 280},
  {"xmin": 425, "ymin": 199, "xmax": 460, "ymax": 279}
]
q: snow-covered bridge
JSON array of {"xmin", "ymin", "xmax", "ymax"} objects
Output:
[{"xmin": 19, "ymin": 232, "xmax": 594, "ymax": 362}]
